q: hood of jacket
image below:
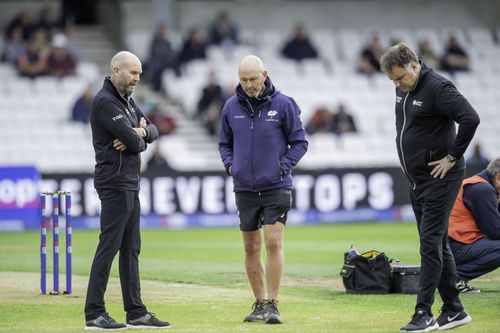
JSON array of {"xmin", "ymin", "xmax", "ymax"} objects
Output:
[{"xmin": 235, "ymin": 77, "xmax": 278, "ymax": 114}]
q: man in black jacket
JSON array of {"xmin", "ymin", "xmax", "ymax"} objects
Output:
[
  {"xmin": 84, "ymin": 51, "xmax": 170, "ymax": 330},
  {"xmin": 380, "ymin": 43, "xmax": 479, "ymax": 332}
]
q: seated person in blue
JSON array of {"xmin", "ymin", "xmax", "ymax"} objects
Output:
[{"xmin": 448, "ymin": 157, "xmax": 500, "ymax": 293}]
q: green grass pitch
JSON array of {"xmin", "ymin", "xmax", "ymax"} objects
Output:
[{"xmin": 0, "ymin": 223, "xmax": 499, "ymax": 332}]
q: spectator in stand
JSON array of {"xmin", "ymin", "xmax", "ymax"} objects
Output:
[
  {"xmin": 71, "ymin": 85, "xmax": 94, "ymax": 124},
  {"xmin": 440, "ymin": 35, "xmax": 470, "ymax": 74},
  {"xmin": 4, "ymin": 10, "xmax": 34, "ymax": 41},
  {"xmin": 197, "ymin": 71, "xmax": 226, "ymax": 135},
  {"xmin": 281, "ymin": 23, "xmax": 318, "ymax": 62},
  {"xmin": 47, "ymin": 33, "xmax": 76, "ymax": 77},
  {"xmin": 209, "ymin": 10, "xmax": 239, "ymax": 47},
  {"xmin": 305, "ymin": 106, "xmax": 333, "ymax": 135},
  {"xmin": 418, "ymin": 38, "xmax": 440, "ymax": 69},
  {"xmin": 331, "ymin": 103, "xmax": 357, "ymax": 135},
  {"xmin": 147, "ymin": 103, "xmax": 177, "ymax": 136},
  {"xmin": 17, "ymin": 33, "xmax": 48, "ymax": 78},
  {"xmin": 35, "ymin": 6, "xmax": 61, "ymax": 40},
  {"xmin": 466, "ymin": 143, "xmax": 490, "ymax": 167},
  {"xmin": 466, "ymin": 143, "xmax": 490, "ymax": 174},
  {"xmin": 178, "ymin": 27, "xmax": 207, "ymax": 68},
  {"xmin": 63, "ymin": 22, "xmax": 83, "ymax": 61},
  {"xmin": 146, "ymin": 145, "xmax": 172, "ymax": 172},
  {"xmin": 357, "ymin": 34, "xmax": 384, "ymax": 75},
  {"xmin": 448, "ymin": 158, "xmax": 500, "ymax": 294},
  {"xmin": 148, "ymin": 23, "xmax": 177, "ymax": 91},
  {"xmin": 1, "ymin": 26, "xmax": 26, "ymax": 65}
]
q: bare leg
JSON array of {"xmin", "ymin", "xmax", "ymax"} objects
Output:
[
  {"xmin": 242, "ymin": 230, "xmax": 265, "ymax": 300},
  {"xmin": 264, "ymin": 222, "xmax": 284, "ymax": 300}
]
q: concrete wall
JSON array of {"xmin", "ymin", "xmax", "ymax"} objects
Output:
[
  {"xmin": 117, "ymin": 0, "xmax": 500, "ymax": 44},
  {"xmin": 172, "ymin": 0, "xmax": 497, "ymax": 32}
]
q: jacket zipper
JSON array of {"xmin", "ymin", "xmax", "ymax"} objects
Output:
[
  {"xmin": 400, "ymin": 93, "xmax": 416, "ymax": 190},
  {"xmin": 245, "ymin": 99, "xmax": 256, "ymax": 191}
]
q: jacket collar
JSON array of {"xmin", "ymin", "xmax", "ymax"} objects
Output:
[
  {"xmin": 103, "ymin": 76, "xmax": 131, "ymax": 104},
  {"xmin": 235, "ymin": 77, "xmax": 277, "ymax": 105},
  {"xmin": 480, "ymin": 169, "xmax": 496, "ymax": 190},
  {"xmin": 410, "ymin": 60, "xmax": 430, "ymax": 92}
]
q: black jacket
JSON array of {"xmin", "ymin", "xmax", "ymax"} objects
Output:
[
  {"xmin": 90, "ymin": 77, "xmax": 159, "ymax": 191},
  {"xmin": 394, "ymin": 62, "xmax": 480, "ymax": 189}
]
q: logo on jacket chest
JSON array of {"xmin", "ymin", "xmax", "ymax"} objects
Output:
[
  {"xmin": 412, "ymin": 100, "xmax": 423, "ymax": 107},
  {"xmin": 266, "ymin": 110, "xmax": 279, "ymax": 122}
]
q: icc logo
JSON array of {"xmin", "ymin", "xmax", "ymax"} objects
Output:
[{"xmin": 412, "ymin": 100, "xmax": 423, "ymax": 106}]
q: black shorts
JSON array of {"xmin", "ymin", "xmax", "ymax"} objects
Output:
[{"xmin": 235, "ymin": 188, "xmax": 292, "ymax": 232}]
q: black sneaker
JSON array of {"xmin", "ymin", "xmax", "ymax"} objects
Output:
[
  {"xmin": 436, "ymin": 308, "xmax": 471, "ymax": 330},
  {"xmin": 456, "ymin": 280, "xmax": 480, "ymax": 293},
  {"xmin": 400, "ymin": 309, "xmax": 439, "ymax": 332},
  {"xmin": 126, "ymin": 313, "xmax": 170, "ymax": 329},
  {"xmin": 264, "ymin": 299, "xmax": 282, "ymax": 324},
  {"xmin": 243, "ymin": 300, "xmax": 267, "ymax": 322},
  {"xmin": 85, "ymin": 313, "xmax": 127, "ymax": 331}
]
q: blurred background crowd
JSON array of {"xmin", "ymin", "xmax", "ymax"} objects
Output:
[{"xmin": 0, "ymin": 0, "xmax": 498, "ymax": 174}]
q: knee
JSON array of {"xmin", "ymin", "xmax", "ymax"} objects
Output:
[
  {"xmin": 420, "ymin": 238, "xmax": 441, "ymax": 255},
  {"xmin": 265, "ymin": 237, "xmax": 282, "ymax": 253},
  {"xmin": 244, "ymin": 242, "xmax": 261, "ymax": 256}
]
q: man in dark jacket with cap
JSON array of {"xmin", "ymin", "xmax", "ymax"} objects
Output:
[
  {"xmin": 219, "ymin": 55, "xmax": 307, "ymax": 325},
  {"xmin": 380, "ymin": 43, "xmax": 479, "ymax": 332},
  {"xmin": 85, "ymin": 51, "xmax": 170, "ymax": 330}
]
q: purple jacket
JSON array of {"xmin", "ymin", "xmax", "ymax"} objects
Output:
[{"xmin": 219, "ymin": 77, "xmax": 308, "ymax": 192}]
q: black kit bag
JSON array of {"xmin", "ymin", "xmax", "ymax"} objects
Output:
[{"xmin": 340, "ymin": 250, "xmax": 392, "ymax": 294}]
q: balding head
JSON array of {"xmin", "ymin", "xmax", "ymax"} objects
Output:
[
  {"xmin": 238, "ymin": 55, "xmax": 265, "ymax": 74},
  {"xmin": 110, "ymin": 51, "xmax": 141, "ymax": 73},
  {"xmin": 238, "ymin": 55, "xmax": 267, "ymax": 98},
  {"xmin": 110, "ymin": 51, "xmax": 142, "ymax": 97}
]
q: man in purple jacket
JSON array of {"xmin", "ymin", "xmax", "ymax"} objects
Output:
[{"xmin": 219, "ymin": 55, "xmax": 308, "ymax": 324}]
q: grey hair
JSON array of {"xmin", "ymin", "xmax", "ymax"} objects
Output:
[
  {"xmin": 487, "ymin": 157, "xmax": 500, "ymax": 176},
  {"xmin": 380, "ymin": 42, "xmax": 419, "ymax": 73}
]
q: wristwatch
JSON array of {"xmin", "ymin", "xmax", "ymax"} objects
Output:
[{"xmin": 447, "ymin": 154, "xmax": 457, "ymax": 163}]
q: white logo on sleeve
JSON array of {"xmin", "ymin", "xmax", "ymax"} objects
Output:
[{"xmin": 112, "ymin": 115, "xmax": 124, "ymax": 121}]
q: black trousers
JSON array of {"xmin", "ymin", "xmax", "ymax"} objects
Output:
[
  {"xmin": 410, "ymin": 178, "xmax": 464, "ymax": 315},
  {"xmin": 84, "ymin": 189, "xmax": 147, "ymax": 321}
]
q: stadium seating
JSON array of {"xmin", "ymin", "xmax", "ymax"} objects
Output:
[{"xmin": 1, "ymin": 27, "xmax": 499, "ymax": 173}]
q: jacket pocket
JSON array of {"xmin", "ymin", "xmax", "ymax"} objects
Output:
[{"xmin": 231, "ymin": 160, "xmax": 252, "ymax": 188}]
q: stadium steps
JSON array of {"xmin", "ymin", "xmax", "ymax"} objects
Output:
[
  {"xmin": 153, "ymin": 95, "xmax": 223, "ymax": 171},
  {"xmin": 73, "ymin": 25, "xmax": 119, "ymax": 75}
]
